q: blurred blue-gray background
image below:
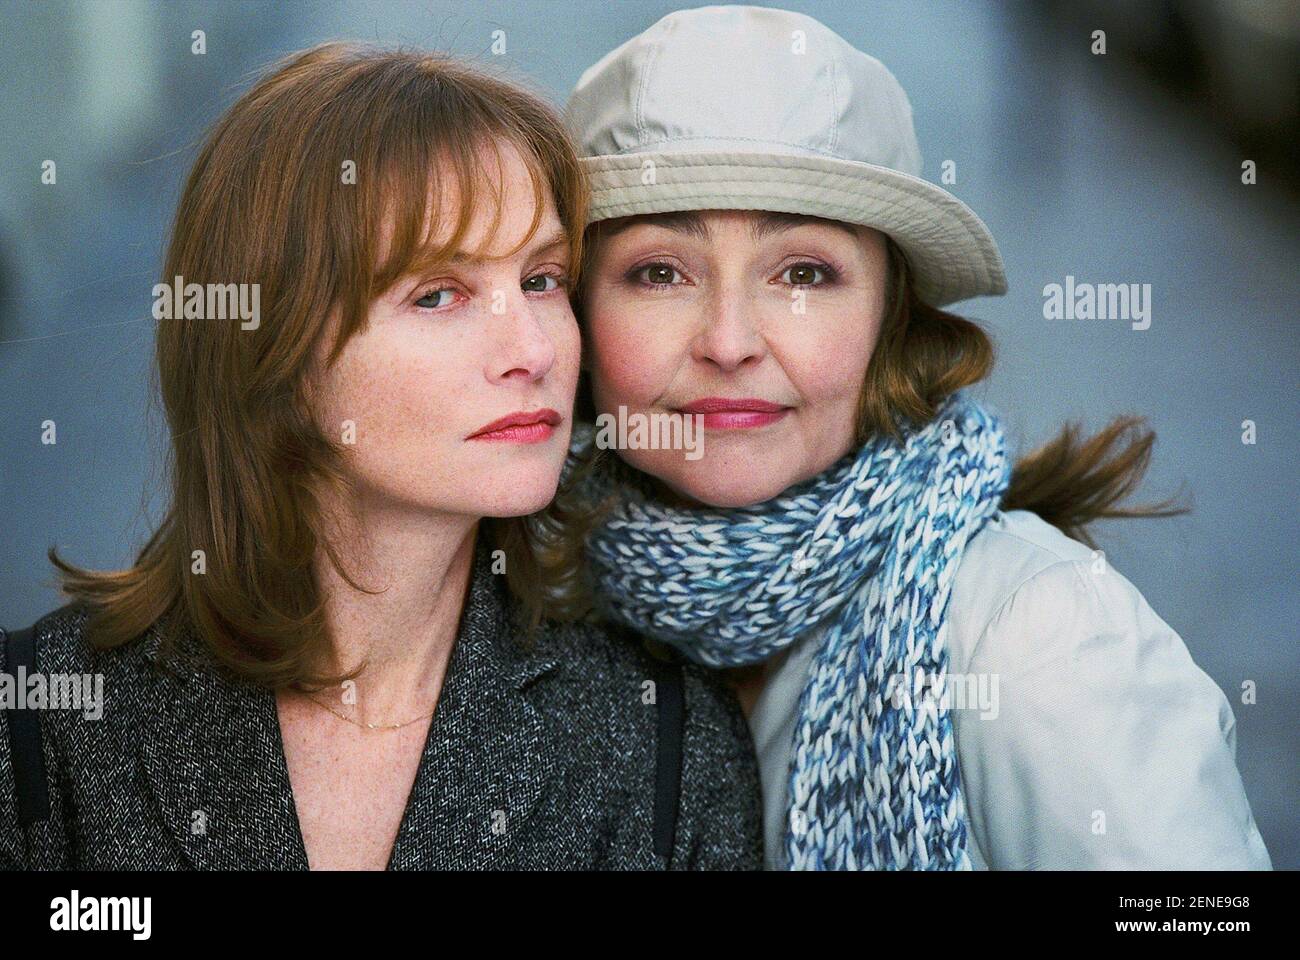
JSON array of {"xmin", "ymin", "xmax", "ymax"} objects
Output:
[{"xmin": 1, "ymin": 1, "xmax": 1296, "ymax": 867}]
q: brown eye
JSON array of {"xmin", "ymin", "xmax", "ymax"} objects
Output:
[
  {"xmin": 636, "ymin": 263, "xmax": 680, "ymax": 285},
  {"xmin": 782, "ymin": 263, "xmax": 826, "ymax": 285}
]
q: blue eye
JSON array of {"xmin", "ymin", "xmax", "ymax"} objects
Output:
[
  {"xmin": 523, "ymin": 273, "xmax": 562, "ymax": 293},
  {"xmin": 415, "ymin": 288, "xmax": 457, "ymax": 309}
]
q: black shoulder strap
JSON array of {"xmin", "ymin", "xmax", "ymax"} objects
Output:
[
  {"xmin": 3, "ymin": 625, "xmax": 51, "ymax": 827},
  {"xmin": 651, "ymin": 653, "xmax": 685, "ymax": 865}
]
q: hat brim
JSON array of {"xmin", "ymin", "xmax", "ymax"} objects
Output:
[{"xmin": 579, "ymin": 150, "xmax": 1007, "ymax": 308}]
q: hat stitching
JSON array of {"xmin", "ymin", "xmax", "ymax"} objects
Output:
[
  {"xmin": 588, "ymin": 182, "xmax": 997, "ymax": 255},
  {"xmin": 881, "ymin": 65, "xmax": 913, "ymax": 161},
  {"xmin": 633, "ymin": 17, "xmax": 671, "ymax": 147},
  {"xmin": 826, "ymin": 55, "xmax": 841, "ymax": 155},
  {"xmin": 583, "ymin": 152, "xmax": 956, "ymax": 202},
  {"xmin": 598, "ymin": 134, "xmax": 864, "ymax": 160},
  {"xmin": 585, "ymin": 162, "xmax": 996, "ymax": 233}
]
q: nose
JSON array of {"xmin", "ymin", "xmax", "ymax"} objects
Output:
[
  {"xmin": 689, "ymin": 281, "xmax": 767, "ymax": 372},
  {"xmin": 488, "ymin": 293, "xmax": 556, "ymax": 384}
]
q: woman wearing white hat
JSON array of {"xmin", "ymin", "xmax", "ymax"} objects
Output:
[{"xmin": 555, "ymin": 5, "xmax": 1273, "ymax": 869}]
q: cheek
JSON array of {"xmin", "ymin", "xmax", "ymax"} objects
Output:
[
  {"xmin": 587, "ymin": 312, "xmax": 677, "ymax": 409},
  {"xmin": 779, "ymin": 314, "xmax": 876, "ymax": 408},
  {"xmin": 320, "ymin": 369, "xmax": 404, "ymax": 460},
  {"xmin": 315, "ymin": 324, "xmax": 464, "ymax": 456}
]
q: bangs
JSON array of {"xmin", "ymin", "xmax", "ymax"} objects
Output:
[
  {"xmin": 270, "ymin": 49, "xmax": 589, "ymax": 367},
  {"xmin": 360, "ymin": 67, "xmax": 582, "ymax": 299},
  {"xmin": 369, "ymin": 138, "xmax": 547, "ymax": 293}
]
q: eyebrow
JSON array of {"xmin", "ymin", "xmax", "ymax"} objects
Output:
[
  {"xmin": 750, "ymin": 211, "xmax": 860, "ymax": 242},
  {"xmin": 597, "ymin": 211, "xmax": 710, "ymax": 242},
  {"xmin": 600, "ymin": 211, "xmax": 859, "ymax": 243}
]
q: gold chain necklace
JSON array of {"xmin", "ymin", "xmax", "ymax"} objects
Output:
[{"xmin": 302, "ymin": 691, "xmax": 437, "ymax": 731}]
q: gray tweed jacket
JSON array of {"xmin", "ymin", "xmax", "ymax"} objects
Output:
[{"xmin": 0, "ymin": 540, "xmax": 763, "ymax": 870}]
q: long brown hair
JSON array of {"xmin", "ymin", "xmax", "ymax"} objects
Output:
[
  {"xmin": 860, "ymin": 236, "xmax": 1187, "ymax": 547},
  {"xmin": 535, "ymin": 218, "xmax": 1187, "ymax": 621},
  {"xmin": 52, "ymin": 43, "xmax": 590, "ymax": 686}
]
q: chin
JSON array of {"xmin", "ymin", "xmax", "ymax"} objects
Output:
[
  {"xmin": 478, "ymin": 494, "xmax": 558, "ymax": 519},
  {"xmin": 470, "ymin": 468, "xmax": 565, "ymax": 518},
  {"xmin": 661, "ymin": 466, "xmax": 793, "ymax": 509},
  {"xmin": 683, "ymin": 483, "xmax": 784, "ymax": 509},
  {"xmin": 624, "ymin": 448, "xmax": 796, "ymax": 509}
]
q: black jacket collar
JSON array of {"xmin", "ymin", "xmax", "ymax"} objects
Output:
[{"xmin": 135, "ymin": 532, "xmax": 562, "ymax": 869}]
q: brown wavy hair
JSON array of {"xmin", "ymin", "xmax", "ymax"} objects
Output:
[
  {"xmin": 533, "ymin": 219, "xmax": 1188, "ymax": 621},
  {"xmin": 858, "ymin": 236, "xmax": 1188, "ymax": 543},
  {"xmin": 51, "ymin": 43, "xmax": 590, "ymax": 686}
]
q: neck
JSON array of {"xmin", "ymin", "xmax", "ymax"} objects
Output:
[{"xmin": 307, "ymin": 488, "xmax": 479, "ymax": 724}]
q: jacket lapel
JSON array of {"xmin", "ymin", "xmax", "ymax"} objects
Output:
[
  {"xmin": 136, "ymin": 533, "xmax": 559, "ymax": 871},
  {"xmin": 137, "ymin": 627, "xmax": 309, "ymax": 870},
  {"xmin": 386, "ymin": 538, "xmax": 561, "ymax": 869}
]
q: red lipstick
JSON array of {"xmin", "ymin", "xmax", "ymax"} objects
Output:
[
  {"xmin": 676, "ymin": 397, "xmax": 791, "ymax": 429},
  {"xmin": 467, "ymin": 408, "xmax": 562, "ymax": 443}
]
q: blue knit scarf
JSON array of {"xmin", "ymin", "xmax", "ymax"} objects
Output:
[{"xmin": 582, "ymin": 389, "xmax": 1012, "ymax": 869}]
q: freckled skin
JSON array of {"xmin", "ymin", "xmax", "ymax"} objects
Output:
[
  {"xmin": 584, "ymin": 211, "xmax": 889, "ymax": 508},
  {"xmin": 281, "ymin": 145, "xmax": 581, "ymax": 870},
  {"xmin": 311, "ymin": 144, "xmax": 581, "ymax": 522}
]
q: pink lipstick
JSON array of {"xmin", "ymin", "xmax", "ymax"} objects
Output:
[{"xmin": 676, "ymin": 397, "xmax": 791, "ymax": 429}]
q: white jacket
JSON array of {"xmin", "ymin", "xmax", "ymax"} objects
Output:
[{"xmin": 746, "ymin": 509, "xmax": 1273, "ymax": 869}]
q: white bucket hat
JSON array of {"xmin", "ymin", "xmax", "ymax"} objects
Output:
[{"xmin": 565, "ymin": 4, "xmax": 1007, "ymax": 307}]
